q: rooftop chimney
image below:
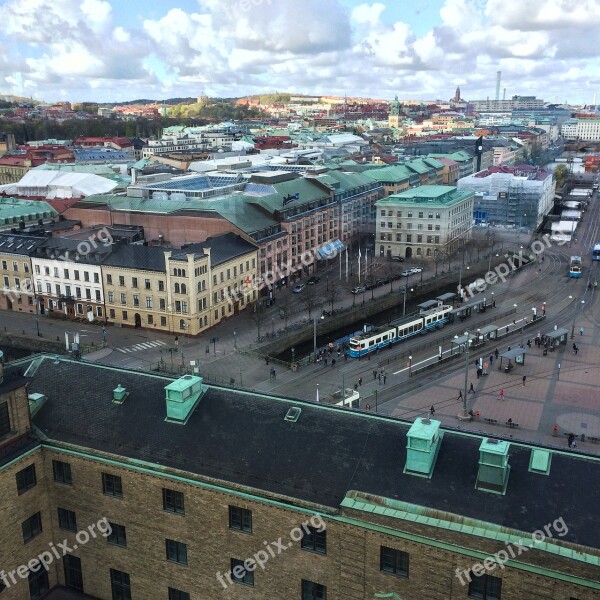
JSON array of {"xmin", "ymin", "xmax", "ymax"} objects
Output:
[
  {"xmin": 404, "ymin": 417, "xmax": 443, "ymax": 478},
  {"xmin": 113, "ymin": 384, "xmax": 128, "ymax": 404},
  {"xmin": 164, "ymin": 375, "xmax": 205, "ymax": 424},
  {"xmin": 476, "ymin": 438, "xmax": 511, "ymax": 495}
]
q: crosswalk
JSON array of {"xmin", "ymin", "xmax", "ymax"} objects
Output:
[{"xmin": 116, "ymin": 340, "xmax": 167, "ymax": 353}]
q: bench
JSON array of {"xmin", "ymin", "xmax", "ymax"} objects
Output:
[
  {"xmin": 484, "ymin": 418, "xmax": 498, "ymax": 425},
  {"xmin": 506, "ymin": 421, "xmax": 519, "ymax": 428}
]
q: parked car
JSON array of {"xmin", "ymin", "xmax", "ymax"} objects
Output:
[
  {"xmin": 390, "ymin": 256, "xmax": 404, "ymax": 262},
  {"xmin": 410, "ymin": 267, "xmax": 423, "ymax": 274},
  {"xmin": 401, "ymin": 270, "xmax": 412, "ymax": 277},
  {"xmin": 365, "ymin": 281, "xmax": 376, "ymax": 290},
  {"xmin": 351, "ymin": 286, "xmax": 366, "ymax": 294},
  {"xmin": 307, "ymin": 276, "xmax": 320, "ymax": 285},
  {"xmin": 292, "ymin": 284, "xmax": 305, "ymax": 293}
]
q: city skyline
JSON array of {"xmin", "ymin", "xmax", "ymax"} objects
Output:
[{"xmin": 0, "ymin": 0, "xmax": 599, "ymax": 104}]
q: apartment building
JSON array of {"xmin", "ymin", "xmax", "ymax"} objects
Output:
[
  {"xmin": 102, "ymin": 233, "xmax": 258, "ymax": 335},
  {"xmin": 561, "ymin": 117, "xmax": 600, "ymax": 142},
  {"xmin": 0, "ymin": 355, "xmax": 597, "ymax": 600},
  {"xmin": 0, "ymin": 234, "xmax": 45, "ymax": 312},
  {"xmin": 376, "ymin": 185, "xmax": 474, "ymax": 259}
]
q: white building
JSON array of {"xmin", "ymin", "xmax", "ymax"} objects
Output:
[
  {"xmin": 31, "ymin": 240, "xmax": 107, "ymax": 321},
  {"xmin": 561, "ymin": 118, "xmax": 600, "ymax": 141}
]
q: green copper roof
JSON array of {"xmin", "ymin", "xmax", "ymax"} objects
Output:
[
  {"xmin": 0, "ymin": 198, "xmax": 58, "ymax": 221},
  {"xmin": 380, "ymin": 185, "xmax": 473, "ymax": 207},
  {"xmin": 363, "ymin": 165, "xmax": 413, "ymax": 184}
]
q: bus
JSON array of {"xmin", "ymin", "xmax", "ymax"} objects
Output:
[
  {"xmin": 569, "ymin": 256, "xmax": 582, "ymax": 277},
  {"xmin": 593, "ymin": 244, "xmax": 600, "ymax": 261}
]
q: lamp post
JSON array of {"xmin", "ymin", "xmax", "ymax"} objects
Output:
[
  {"xmin": 233, "ymin": 330, "xmax": 237, "ymax": 349},
  {"xmin": 513, "ymin": 303, "xmax": 525, "ymax": 344},
  {"xmin": 569, "ymin": 296, "xmax": 585, "ymax": 338},
  {"xmin": 326, "ymin": 275, "xmax": 329, "ymax": 291},
  {"xmin": 457, "ymin": 331, "xmax": 473, "ymax": 420},
  {"xmin": 458, "ymin": 265, "xmax": 469, "ymax": 299},
  {"xmin": 291, "ymin": 346, "xmax": 295, "ymax": 364},
  {"xmin": 313, "ymin": 316, "xmax": 324, "ymax": 362},
  {"xmin": 408, "ymin": 355, "xmax": 412, "ymax": 377}
]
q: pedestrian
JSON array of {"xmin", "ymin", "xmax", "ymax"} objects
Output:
[
  {"xmin": 574, "ymin": 344, "xmax": 579, "ymax": 355},
  {"xmin": 567, "ymin": 433, "xmax": 575, "ymax": 449},
  {"xmin": 174, "ymin": 336, "xmax": 179, "ymax": 346},
  {"xmin": 499, "ymin": 389, "xmax": 505, "ymax": 401},
  {"xmin": 489, "ymin": 355, "xmax": 494, "ymax": 366},
  {"xmin": 579, "ymin": 327, "xmax": 584, "ymax": 336},
  {"xmin": 494, "ymin": 348, "xmax": 499, "ymax": 359},
  {"xmin": 358, "ymin": 377, "xmax": 362, "ymax": 386},
  {"xmin": 373, "ymin": 369, "xmax": 377, "ymax": 380},
  {"xmin": 527, "ymin": 339, "xmax": 531, "ymax": 348},
  {"xmin": 458, "ymin": 390, "xmax": 463, "ymax": 400},
  {"xmin": 331, "ymin": 359, "xmax": 336, "ymax": 368},
  {"xmin": 507, "ymin": 346, "xmax": 511, "ymax": 352},
  {"xmin": 430, "ymin": 405, "xmax": 435, "ymax": 416},
  {"xmin": 354, "ymin": 383, "xmax": 358, "ymax": 391},
  {"xmin": 469, "ymin": 382, "xmax": 475, "ymax": 394},
  {"xmin": 383, "ymin": 374, "xmax": 387, "ymax": 384},
  {"xmin": 266, "ymin": 356, "xmax": 270, "ymax": 365},
  {"xmin": 324, "ymin": 357, "xmax": 328, "ymax": 367},
  {"xmin": 477, "ymin": 368, "xmax": 482, "ymax": 379},
  {"xmin": 522, "ymin": 375, "xmax": 526, "ymax": 386},
  {"xmin": 378, "ymin": 373, "xmax": 382, "ymax": 384}
]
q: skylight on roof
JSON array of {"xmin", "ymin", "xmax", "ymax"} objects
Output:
[{"xmin": 284, "ymin": 407, "xmax": 301, "ymax": 422}]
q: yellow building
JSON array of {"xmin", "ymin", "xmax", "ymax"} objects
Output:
[{"xmin": 102, "ymin": 233, "xmax": 258, "ymax": 336}]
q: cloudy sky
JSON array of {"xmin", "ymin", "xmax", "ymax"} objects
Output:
[{"xmin": 1, "ymin": 0, "xmax": 599, "ymax": 104}]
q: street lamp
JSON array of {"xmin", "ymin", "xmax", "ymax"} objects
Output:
[
  {"xmin": 313, "ymin": 315, "xmax": 324, "ymax": 362},
  {"xmin": 291, "ymin": 346, "xmax": 295, "ymax": 364},
  {"xmin": 568, "ymin": 296, "xmax": 585, "ymax": 338},
  {"xmin": 513, "ymin": 303, "xmax": 525, "ymax": 344},
  {"xmin": 402, "ymin": 285, "xmax": 413, "ymax": 317},
  {"xmin": 408, "ymin": 355, "xmax": 412, "ymax": 377},
  {"xmin": 458, "ymin": 331, "xmax": 473, "ymax": 421},
  {"xmin": 233, "ymin": 330, "xmax": 237, "ymax": 349},
  {"xmin": 458, "ymin": 265, "xmax": 469, "ymax": 299}
]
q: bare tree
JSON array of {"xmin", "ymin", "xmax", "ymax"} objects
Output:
[
  {"xmin": 278, "ymin": 292, "xmax": 292, "ymax": 328},
  {"xmin": 249, "ymin": 301, "xmax": 267, "ymax": 341},
  {"xmin": 433, "ymin": 249, "xmax": 443, "ymax": 276},
  {"xmin": 325, "ymin": 282, "xmax": 340, "ymax": 313},
  {"xmin": 300, "ymin": 285, "xmax": 321, "ymax": 321},
  {"xmin": 383, "ymin": 260, "xmax": 398, "ymax": 292}
]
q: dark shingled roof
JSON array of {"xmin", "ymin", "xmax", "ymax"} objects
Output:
[
  {"xmin": 100, "ymin": 244, "xmax": 166, "ymax": 272},
  {"xmin": 175, "ymin": 232, "xmax": 257, "ymax": 266},
  {"xmin": 25, "ymin": 357, "xmax": 600, "ymax": 550}
]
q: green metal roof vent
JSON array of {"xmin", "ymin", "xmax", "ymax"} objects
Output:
[
  {"xmin": 284, "ymin": 407, "xmax": 301, "ymax": 423},
  {"xmin": 112, "ymin": 384, "xmax": 128, "ymax": 404},
  {"xmin": 404, "ymin": 417, "xmax": 443, "ymax": 478},
  {"xmin": 476, "ymin": 438, "xmax": 511, "ymax": 495},
  {"xmin": 529, "ymin": 449, "xmax": 552, "ymax": 476},
  {"xmin": 164, "ymin": 375, "xmax": 204, "ymax": 425}
]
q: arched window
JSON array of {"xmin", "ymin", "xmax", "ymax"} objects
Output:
[
  {"xmin": 426, "ymin": 248, "xmax": 432, "ymax": 257},
  {"xmin": 179, "ymin": 319, "xmax": 186, "ymax": 330},
  {"xmin": 174, "ymin": 283, "xmax": 180, "ymax": 294},
  {"xmin": 181, "ymin": 283, "xmax": 187, "ymax": 294}
]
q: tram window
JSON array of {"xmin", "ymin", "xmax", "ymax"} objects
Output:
[
  {"xmin": 369, "ymin": 341, "xmax": 374, "ymax": 347},
  {"xmin": 376, "ymin": 337, "xmax": 381, "ymax": 344}
]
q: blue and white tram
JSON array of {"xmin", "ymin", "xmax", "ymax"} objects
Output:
[
  {"xmin": 348, "ymin": 304, "xmax": 453, "ymax": 357},
  {"xmin": 593, "ymin": 243, "xmax": 600, "ymax": 262},
  {"xmin": 569, "ymin": 256, "xmax": 582, "ymax": 278}
]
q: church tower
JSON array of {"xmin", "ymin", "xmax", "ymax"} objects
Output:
[{"xmin": 388, "ymin": 95, "xmax": 401, "ymax": 128}]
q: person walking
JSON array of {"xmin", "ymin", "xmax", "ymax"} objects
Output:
[
  {"xmin": 174, "ymin": 336, "xmax": 179, "ymax": 347},
  {"xmin": 331, "ymin": 358, "xmax": 336, "ymax": 368},
  {"xmin": 378, "ymin": 373, "xmax": 382, "ymax": 385},
  {"xmin": 494, "ymin": 348, "xmax": 499, "ymax": 359},
  {"xmin": 358, "ymin": 377, "xmax": 362, "ymax": 386},
  {"xmin": 383, "ymin": 374, "xmax": 387, "ymax": 384},
  {"xmin": 469, "ymin": 382, "xmax": 475, "ymax": 394},
  {"xmin": 499, "ymin": 389, "xmax": 505, "ymax": 401},
  {"xmin": 430, "ymin": 405, "xmax": 435, "ymax": 417},
  {"xmin": 373, "ymin": 369, "xmax": 377, "ymax": 380},
  {"xmin": 567, "ymin": 433, "xmax": 575, "ymax": 449},
  {"xmin": 489, "ymin": 355, "xmax": 494, "ymax": 366},
  {"xmin": 458, "ymin": 390, "xmax": 463, "ymax": 400},
  {"xmin": 522, "ymin": 375, "xmax": 526, "ymax": 386},
  {"xmin": 579, "ymin": 327, "xmax": 584, "ymax": 336},
  {"xmin": 573, "ymin": 344, "xmax": 579, "ymax": 355}
]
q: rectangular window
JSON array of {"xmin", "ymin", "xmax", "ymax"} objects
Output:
[
  {"xmin": 52, "ymin": 460, "xmax": 72, "ymax": 484},
  {"xmin": 169, "ymin": 589, "xmax": 190, "ymax": 600},
  {"xmin": 95, "ymin": 290, "xmax": 101, "ymax": 301},
  {"xmin": 163, "ymin": 488, "xmax": 185, "ymax": 515},
  {"xmin": 63, "ymin": 268, "xmax": 69, "ymax": 279},
  {"xmin": 120, "ymin": 293, "xmax": 126, "ymax": 305},
  {"xmin": 73, "ymin": 270, "xmax": 80, "ymax": 280},
  {"xmin": 84, "ymin": 271, "xmax": 89, "ymax": 282},
  {"xmin": 159, "ymin": 298, "xmax": 166, "ymax": 310},
  {"xmin": 158, "ymin": 280, "xmax": 165, "ymax": 291},
  {"xmin": 63, "ymin": 555, "xmax": 83, "ymax": 592},
  {"xmin": 301, "ymin": 526, "xmax": 327, "ymax": 554},
  {"xmin": 16, "ymin": 464, "xmax": 37, "ymax": 494},
  {"xmin": 94, "ymin": 273, "xmax": 100, "ymax": 284},
  {"xmin": 166, "ymin": 539, "xmax": 188, "ymax": 565},
  {"xmin": 380, "ymin": 546, "xmax": 409, "ymax": 577},
  {"xmin": 22, "ymin": 511, "xmax": 42, "ymax": 542},
  {"xmin": 406, "ymin": 234, "xmax": 412, "ymax": 243},
  {"xmin": 468, "ymin": 573, "xmax": 502, "ymax": 599},
  {"xmin": 145, "ymin": 279, "xmax": 151, "ymax": 290},
  {"xmin": 110, "ymin": 569, "xmax": 131, "ymax": 600},
  {"xmin": 109, "ymin": 309, "xmax": 115, "ymax": 318},
  {"xmin": 106, "ymin": 274, "xmax": 112, "ymax": 285},
  {"xmin": 119, "ymin": 276, "xmax": 125, "ymax": 286},
  {"xmin": 28, "ymin": 569, "xmax": 49, "ymax": 600},
  {"xmin": 146, "ymin": 296, "xmax": 152, "ymax": 309},
  {"xmin": 160, "ymin": 316, "xmax": 167, "ymax": 327},
  {"xmin": 107, "ymin": 523, "xmax": 127, "ymax": 547},
  {"xmin": 0, "ymin": 401, "xmax": 10, "ymax": 436},
  {"xmin": 132, "ymin": 277, "xmax": 138, "ymax": 288},
  {"xmin": 229, "ymin": 505, "xmax": 252, "ymax": 533},
  {"xmin": 231, "ymin": 558, "xmax": 254, "ymax": 586},
  {"xmin": 102, "ymin": 472, "xmax": 123, "ymax": 498},
  {"xmin": 302, "ymin": 579, "xmax": 326, "ymax": 600},
  {"xmin": 57, "ymin": 507, "xmax": 77, "ymax": 532},
  {"xmin": 108, "ymin": 291, "xmax": 114, "ymax": 303},
  {"xmin": 132, "ymin": 294, "xmax": 139, "ymax": 307}
]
